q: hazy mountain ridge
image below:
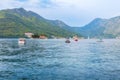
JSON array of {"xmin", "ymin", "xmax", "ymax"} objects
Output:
[
  {"xmin": 73, "ymin": 16, "xmax": 120, "ymax": 38},
  {"xmin": 0, "ymin": 8, "xmax": 77, "ymax": 38}
]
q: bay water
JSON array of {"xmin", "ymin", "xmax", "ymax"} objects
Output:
[{"xmin": 0, "ymin": 39, "xmax": 120, "ymax": 80}]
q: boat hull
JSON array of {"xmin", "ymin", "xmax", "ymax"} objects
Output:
[
  {"xmin": 18, "ymin": 41, "xmax": 25, "ymax": 44},
  {"xmin": 18, "ymin": 38, "xmax": 26, "ymax": 44},
  {"xmin": 65, "ymin": 40, "xmax": 70, "ymax": 43}
]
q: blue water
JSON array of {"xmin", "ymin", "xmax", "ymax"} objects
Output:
[{"xmin": 0, "ymin": 39, "xmax": 120, "ymax": 80}]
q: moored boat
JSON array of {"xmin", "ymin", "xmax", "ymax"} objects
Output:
[
  {"xmin": 97, "ymin": 38, "xmax": 103, "ymax": 42},
  {"xmin": 73, "ymin": 35, "xmax": 78, "ymax": 41},
  {"xmin": 74, "ymin": 38, "xmax": 78, "ymax": 41},
  {"xmin": 65, "ymin": 39, "xmax": 70, "ymax": 43},
  {"xmin": 18, "ymin": 38, "xmax": 26, "ymax": 44}
]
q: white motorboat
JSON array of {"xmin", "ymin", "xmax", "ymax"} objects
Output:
[{"xmin": 18, "ymin": 38, "xmax": 25, "ymax": 44}]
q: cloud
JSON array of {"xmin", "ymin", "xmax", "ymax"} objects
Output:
[
  {"xmin": 0, "ymin": 0, "xmax": 120, "ymax": 26},
  {"xmin": 0, "ymin": 0, "xmax": 21, "ymax": 9}
]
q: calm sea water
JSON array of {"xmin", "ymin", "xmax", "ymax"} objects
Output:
[{"xmin": 0, "ymin": 39, "xmax": 120, "ymax": 80}]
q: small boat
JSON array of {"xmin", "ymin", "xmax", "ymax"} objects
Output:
[
  {"xmin": 73, "ymin": 35, "xmax": 78, "ymax": 41},
  {"xmin": 18, "ymin": 38, "xmax": 26, "ymax": 44},
  {"xmin": 65, "ymin": 39, "xmax": 70, "ymax": 43},
  {"xmin": 74, "ymin": 38, "xmax": 78, "ymax": 41},
  {"xmin": 97, "ymin": 38, "xmax": 103, "ymax": 42}
]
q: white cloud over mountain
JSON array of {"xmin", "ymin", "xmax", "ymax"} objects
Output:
[{"xmin": 0, "ymin": 0, "xmax": 120, "ymax": 26}]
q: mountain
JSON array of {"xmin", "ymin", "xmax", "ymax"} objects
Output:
[
  {"xmin": 47, "ymin": 20, "xmax": 73, "ymax": 31},
  {"xmin": 0, "ymin": 8, "xmax": 77, "ymax": 38},
  {"xmin": 73, "ymin": 16, "xmax": 120, "ymax": 38}
]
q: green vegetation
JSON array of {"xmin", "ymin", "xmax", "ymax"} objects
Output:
[
  {"xmin": 0, "ymin": 8, "xmax": 77, "ymax": 38},
  {"xmin": 32, "ymin": 34, "xmax": 39, "ymax": 38}
]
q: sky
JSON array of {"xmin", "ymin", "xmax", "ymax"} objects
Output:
[{"xmin": 0, "ymin": 0, "xmax": 120, "ymax": 27}]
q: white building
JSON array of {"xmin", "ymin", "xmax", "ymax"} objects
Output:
[{"xmin": 25, "ymin": 32, "xmax": 34, "ymax": 38}]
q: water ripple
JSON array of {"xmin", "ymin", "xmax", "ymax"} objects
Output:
[{"xmin": 0, "ymin": 39, "xmax": 120, "ymax": 80}]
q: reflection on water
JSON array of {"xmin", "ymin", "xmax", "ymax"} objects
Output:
[{"xmin": 0, "ymin": 39, "xmax": 120, "ymax": 80}]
